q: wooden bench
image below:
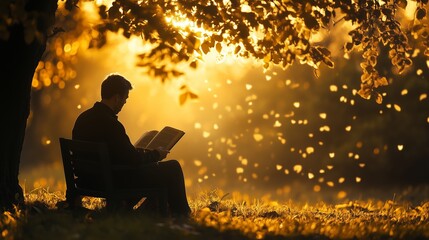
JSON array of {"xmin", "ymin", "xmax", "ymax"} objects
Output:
[{"xmin": 59, "ymin": 138, "xmax": 167, "ymax": 215}]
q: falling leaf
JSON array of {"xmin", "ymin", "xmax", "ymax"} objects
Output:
[
  {"xmin": 190, "ymin": 61, "xmax": 197, "ymax": 68},
  {"xmin": 375, "ymin": 92, "xmax": 383, "ymax": 104},
  {"xmin": 253, "ymin": 133, "xmax": 263, "ymax": 142},
  {"xmin": 293, "ymin": 102, "xmax": 300, "ymax": 108},
  {"xmin": 293, "ymin": 165, "xmax": 302, "ymax": 173},
  {"xmin": 179, "ymin": 92, "xmax": 188, "ymax": 105},
  {"xmin": 394, "ymin": 104, "xmax": 401, "ymax": 112},
  {"xmin": 189, "ymin": 92, "xmax": 198, "ymax": 99},
  {"xmin": 313, "ymin": 185, "xmax": 321, "ymax": 192},
  {"xmin": 337, "ymin": 191, "xmax": 347, "ymax": 199}
]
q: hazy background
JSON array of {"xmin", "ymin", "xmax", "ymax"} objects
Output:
[{"xmin": 19, "ymin": 27, "xmax": 429, "ymax": 204}]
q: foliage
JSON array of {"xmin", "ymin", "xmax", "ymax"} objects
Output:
[
  {"xmin": 1, "ymin": 187, "xmax": 428, "ymax": 239},
  {"xmin": 2, "ymin": 0, "xmax": 429, "ymax": 103},
  {"xmin": 91, "ymin": 0, "xmax": 429, "ymax": 103}
]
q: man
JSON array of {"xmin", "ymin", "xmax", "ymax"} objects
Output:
[{"xmin": 72, "ymin": 73, "xmax": 191, "ymax": 217}]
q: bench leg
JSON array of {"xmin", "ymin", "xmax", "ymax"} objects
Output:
[{"xmin": 65, "ymin": 190, "xmax": 82, "ymax": 209}]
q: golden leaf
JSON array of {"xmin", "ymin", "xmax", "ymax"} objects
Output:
[
  {"xmin": 194, "ymin": 38, "xmax": 201, "ymax": 50},
  {"xmin": 234, "ymin": 45, "xmax": 241, "ymax": 54},
  {"xmin": 216, "ymin": 42, "xmax": 222, "ymax": 53},
  {"xmin": 375, "ymin": 77, "xmax": 388, "ymax": 87},
  {"xmin": 190, "ymin": 61, "xmax": 197, "ymax": 68},
  {"xmin": 179, "ymin": 92, "xmax": 188, "ymax": 105},
  {"xmin": 189, "ymin": 91, "xmax": 198, "ymax": 99},
  {"xmin": 313, "ymin": 68, "xmax": 320, "ymax": 78},
  {"xmin": 357, "ymin": 88, "xmax": 371, "ymax": 99},
  {"xmin": 201, "ymin": 41, "xmax": 210, "ymax": 54},
  {"xmin": 375, "ymin": 92, "xmax": 383, "ymax": 104}
]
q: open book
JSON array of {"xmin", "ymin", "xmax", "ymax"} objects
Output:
[{"xmin": 134, "ymin": 126, "xmax": 185, "ymax": 151}]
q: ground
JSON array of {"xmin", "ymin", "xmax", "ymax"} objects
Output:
[{"xmin": 1, "ymin": 187, "xmax": 428, "ymax": 240}]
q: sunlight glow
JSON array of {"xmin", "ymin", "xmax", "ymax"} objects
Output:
[
  {"xmin": 165, "ymin": 15, "xmax": 206, "ymax": 37},
  {"xmin": 24, "ymin": 0, "xmax": 429, "ymax": 201},
  {"xmin": 404, "ymin": 1, "xmax": 418, "ymax": 19}
]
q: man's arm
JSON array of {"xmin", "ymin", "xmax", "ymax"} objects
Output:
[
  {"xmin": 155, "ymin": 147, "xmax": 169, "ymax": 161},
  {"xmin": 136, "ymin": 148, "xmax": 161, "ymax": 163}
]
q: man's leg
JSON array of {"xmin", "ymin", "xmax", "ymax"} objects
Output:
[{"xmin": 132, "ymin": 160, "xmax": 191, "ymax": 216}]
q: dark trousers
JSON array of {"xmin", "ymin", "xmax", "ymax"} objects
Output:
[{"xmin": 119, "ymin": 160, "xmax": 191, "ymax": 216}]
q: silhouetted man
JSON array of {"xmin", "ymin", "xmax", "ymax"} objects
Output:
[{"xmin": 72, "ymin": 73, "xmax": 191, "ymax": 217}]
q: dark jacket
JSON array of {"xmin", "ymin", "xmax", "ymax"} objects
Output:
[{"xmin": 72, "ymin": 102, "xmax": 160, "ymax": 166}]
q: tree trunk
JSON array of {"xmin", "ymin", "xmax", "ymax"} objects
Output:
[{"xmin": 0, "ymin": 0, "xmax": 57, "ymax": 211}]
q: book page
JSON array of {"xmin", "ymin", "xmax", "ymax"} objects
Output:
[
  {"xmin": 145, "ymin": 126, "xmax": 185, "ymax": 151},
  {"xmin": 134, "ymin": 130, "xmax": 159, "ymax": 148}
]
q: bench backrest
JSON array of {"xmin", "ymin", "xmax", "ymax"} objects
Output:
[{"xmin": 59, "ymin": 137, "xmax": 114, "ymax": 198}]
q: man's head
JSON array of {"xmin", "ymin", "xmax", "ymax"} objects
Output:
[{"xmin": 100, "ymin": 73, "xmax": 132, "ymax": 114}]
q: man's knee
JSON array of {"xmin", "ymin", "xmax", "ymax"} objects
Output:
[
  {"xmin": 166, "ymin": 159, "xmax": 181, "ymax": 168},
  {"xmin": 162, "ymin": 160, "xmax": 183, "ymax": 173}
]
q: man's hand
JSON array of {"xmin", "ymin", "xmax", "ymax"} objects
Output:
[{"xmin": 156, "ymin": 147, "xmax": 170, "ymax": 161}]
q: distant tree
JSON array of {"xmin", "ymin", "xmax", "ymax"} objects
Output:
[{"xmin": 1, "ymin": 0, "xmax": 428, "ymax": 210}]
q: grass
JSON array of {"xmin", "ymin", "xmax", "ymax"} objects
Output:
[{"xmin": 1, "ymin": 187, "xmax": 428, "ymax": 240}]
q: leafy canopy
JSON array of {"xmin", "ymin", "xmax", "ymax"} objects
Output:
[{"xmin": 3, "ymin": 0, "xmax": 429, "ymax": 103}]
